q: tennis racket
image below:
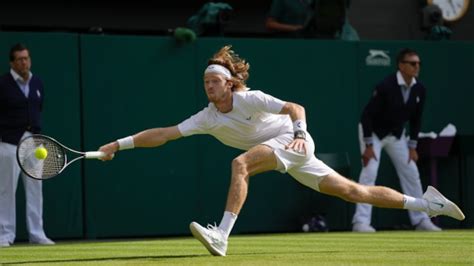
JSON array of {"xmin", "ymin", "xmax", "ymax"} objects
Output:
[{"xmin": 16, "ymin": 134, "xmax": 106, "ymax": 180}]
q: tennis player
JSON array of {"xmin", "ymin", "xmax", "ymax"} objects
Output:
[{"xmin": 98, "ymin": 45, "xmax": 465, "ymax": 257}]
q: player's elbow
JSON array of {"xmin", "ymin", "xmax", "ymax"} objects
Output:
[
  {"xmin": 281, "ymin": 102, "xmax": 305, "ymax": 115},
  {"xmin": 155, "ymin": 128, "xmax": 173, "ymax": 145},
  {"xmin": 286, "ymin": 102, "xmax": 305, "ymax": 117},
  {"xmin": 294, "ymin": 103, "xmax": 305, "ymax": 114},
  {"xmin": 155, "ymin": 126, "xmax": 182, "ymax": 146}
]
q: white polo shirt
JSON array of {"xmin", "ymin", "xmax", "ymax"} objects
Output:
[{"xmin": 178, "ymin": 90, "xmax": 292, "ymax": 150}]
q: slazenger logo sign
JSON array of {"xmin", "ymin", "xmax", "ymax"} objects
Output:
[{"xmin": 365, "ymin": 49, "xmax": 391, "ymax": 66}]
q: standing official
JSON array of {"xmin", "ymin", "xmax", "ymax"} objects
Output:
[
  {"xmin": 352, "ymin": 48, "xmax": 441, "ymax": 232},
  {"xmin": 0, "ymin": 43, "xmax": 54, "ymax": 247}
]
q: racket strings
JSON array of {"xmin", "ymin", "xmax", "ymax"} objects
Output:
[
  {"xmin": 42, "ymin": 141, "xmax": 65, "ymax": 177},
  {"xmin": 17, "ymin": 136, "xmax": 66, "ymax": 179}
]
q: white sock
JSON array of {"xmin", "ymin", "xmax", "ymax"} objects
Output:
[
  {"xmin": 218, "ymin": 211, "xmax": 238, "ymax": 238},
  {"xmin": 403, "ymin": 195, "xmax": 428, "ymax": 212}
]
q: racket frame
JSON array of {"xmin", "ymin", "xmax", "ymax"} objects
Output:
[{"xmin": 16, "ymin": 134, "xmax": 105, "ymax": 180}]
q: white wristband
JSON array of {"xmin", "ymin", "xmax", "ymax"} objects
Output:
[
  {"xmin": 293, "ymin": 120, "xmax": 307, "ymax": 132},
  {"xmin": 117, "ymin": 136, "xmax": 134, "ymax": 150}
]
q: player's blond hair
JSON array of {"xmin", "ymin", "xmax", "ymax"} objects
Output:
[{"xmin": 208, "ymin": 45, "xmax": 250, "ymax": 92}]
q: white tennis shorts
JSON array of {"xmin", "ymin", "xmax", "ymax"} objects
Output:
[{"xmin": 262, "ymin": 133, "xmax": 335, "ymax": 191}]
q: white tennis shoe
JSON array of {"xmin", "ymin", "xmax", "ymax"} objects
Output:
[
  {"xmin": 190, "ymin": 222, "xmax": 227, "ymax": 256},
  {"xmin": 352, "ymin": 222, "xmax": 376, "ymax": 233},
  {"xmin": 423, "ymin": 186, "xmax": 465, "ymax": 221}
]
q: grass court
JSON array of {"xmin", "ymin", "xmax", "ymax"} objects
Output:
[{"xmin": 1, "ymin": 230, "xmax": 473, "ymax": 265}]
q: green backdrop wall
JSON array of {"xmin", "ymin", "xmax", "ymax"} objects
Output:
[{"xmin": 1, "ymin": 32, "xmax": 472, "ymax": 240}]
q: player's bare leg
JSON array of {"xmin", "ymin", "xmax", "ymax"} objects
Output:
[
  {"xmin": 225, "ymin": 144, "xmax": 277, "ymax": 214},
  {"xmin": 319, "ymin": 172, "xmax": 404, "ymax": 208},
  {"xmin": 319, "ymin": 172, "xmax": 464, "ymax": 220},
  {"xmin": 190, "ymin": 144, "xmax": 278, "ymax": 256}
]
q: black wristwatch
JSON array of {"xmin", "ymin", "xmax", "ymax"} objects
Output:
[{"xmin": 294, "ymin": 130, "xmax": 306, "ymax": 140}]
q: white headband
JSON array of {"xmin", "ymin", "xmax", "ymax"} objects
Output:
[{"xmin": 204, "ymin": 64, "xmax": 232, "ymax": 79}]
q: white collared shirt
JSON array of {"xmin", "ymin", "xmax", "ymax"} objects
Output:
[
  {"xmin": 396, "ymin": 71, "xmax": 416, "ymax": 103},
  {"xmin": 10, "ymin": 69, "xmax": 33, "ymax": 97},
  {"xmin": 178, "ymin": 89, "xmax": 292, "ymax": 151}
]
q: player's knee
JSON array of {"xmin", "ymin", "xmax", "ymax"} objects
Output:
[{"xmin": 232, "ymin": 156, "xmax": 249, "ymax": 177}]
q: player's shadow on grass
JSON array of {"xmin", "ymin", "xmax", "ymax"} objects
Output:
[{"xmin": 2, "ymin": 254, "xmax": 208, "ymax": 265}]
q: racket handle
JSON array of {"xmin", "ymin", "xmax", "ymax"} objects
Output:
[{"xmin": 85, "ymin": 151, "xmax": 106, "ymax": 159}]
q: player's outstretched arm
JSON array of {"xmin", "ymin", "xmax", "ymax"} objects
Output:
[
  {"xmin": 133, "ymin": 126, "xmax": 182, "ymax": 147},
  {"xmin": 99, "ymin": 126, "xmax": 182, "ymax": 160}
]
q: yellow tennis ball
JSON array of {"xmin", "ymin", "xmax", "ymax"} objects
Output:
[{"xmin": 35, "ymin": 147, "xmax": 48, "ymax": 160}]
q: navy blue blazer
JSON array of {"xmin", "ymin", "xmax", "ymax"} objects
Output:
[
  {"xmin": 0, "ymin": 72, "xmax": 44, "ymax": 145},
  {"xmin": 361, "ymin": 73, "xmax": 426, "ymax": 142}
]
